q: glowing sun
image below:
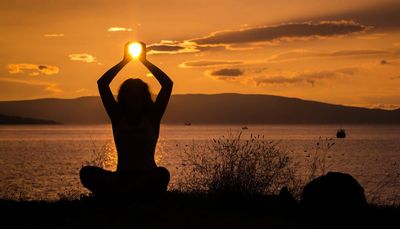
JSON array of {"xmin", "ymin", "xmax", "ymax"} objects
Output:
[{"xmin": 128, "ymin": 42, "xmax": 143, "ymax": 58}]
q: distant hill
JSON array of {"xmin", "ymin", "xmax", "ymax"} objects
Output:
[
  {"xmin": 0, "ymin": 94, "xmax": 399, "ymax": 124},
  {"xmin": 0, "ymin": 114, "xmax": 60, "ymax": 125}
]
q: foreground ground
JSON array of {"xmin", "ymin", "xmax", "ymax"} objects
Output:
[{"xmin": 0, "ymin": 192, "xmax": 399, "ymax": 228}]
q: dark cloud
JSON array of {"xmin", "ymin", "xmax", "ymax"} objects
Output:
[
  {"xmin": 390, "ymin": 76, "xmax": 400, "ymax": 80},
  {"xmin": 254, "ymin": 76, "xmax": 304, "ymax": 85},
  {"xmin": 206, "ymin": 65, "xmax": 356, "ymax": 86},
  {"xmin": 146, "ymin": 41, "xmax": 199, "ymax": 55},
  {"xmin": 210, "ymin": 68, "xmax": 244, "ymax": 77},
  {"xmin": 331, "ymin": 49, "xmax": 388, "ymax": 56},
  {"xmin": 305, "ymin": 2, "xmax": 400, "ymax": 31},
  {"xmin": 146, "ymin": 41, "xmax": 227, "ymax": 55},
  {"xmin": 147, "ymin": 44, "xmax": 185, "ymax": 52},
  {"xmin": 179, "ymin": 60, "xmax": 244, "ymax": 68},
  {"xmin": 150, "ymin": 2, "xmax": 400, "ymax": 56},
  {"xmin": 380, "ymin": 60, "xmax": 389, "ymax": 65},
  {"xmin": 269, "ymin": 49, "xmax": 391, "ymax": 62},
  {"xmin": 149, "ymin": 20, "xmax": 368, "ymax": 55},
  {"xmin": 254, "ymin": 68, "xmax": 356, "ymax": 86},
  {"xmin": 379, "ymin": 58, "xmax": 400, "ymax": 66},
  {"xmin": 191, "ymin": 21, "xmax": 367, "ymax": 45}
]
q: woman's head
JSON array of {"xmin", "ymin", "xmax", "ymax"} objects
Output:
[{"xmin": 117, "ymin": 78, "xmax": 153, "ymax": 115}]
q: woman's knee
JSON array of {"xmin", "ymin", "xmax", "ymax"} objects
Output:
[
  {"xmin": 80, "ymin": 166, "xmax": 102, "ymax": 188},
  {"xmin": 156, "ymin": 167, "xmax": 170, "ymax": 186}
]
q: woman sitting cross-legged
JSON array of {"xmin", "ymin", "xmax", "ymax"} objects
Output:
[{"xmin": 80, "ymin": 42, "xmax": 173, "ymax": 197}]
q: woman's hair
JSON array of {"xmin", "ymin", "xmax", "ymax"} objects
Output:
[{"xmin": 117, "ymin": 78, "xmax": 153, "ymax": 114}]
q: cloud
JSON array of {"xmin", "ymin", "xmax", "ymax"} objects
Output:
[
  {"xmin": 380, "ymin": 58, "xmax": 400, "ymax": 66},
  {"xmin": 148, "ymin": 44, "xmax": 185, "ymax": 52},
  {"xmin": 147, "ymin": 40, "xmax": 199, "ymax": 55},
  {"xmin": 306, "ymin": 2, "xmax": 400, "ymax": 31},
  {"xmin": 0, "ymin": 77, "xmax": 62, "ymax": 100},
  {"xmin": 210, "ymin": 68, "xmax": 244, "ymax": 77},
  {"xmin": 7, "ymin": 64, "xmax": 59, "ymax": 75},
  {"xmin": 181, "ymin": 47, "xmax": 389, "ymax": 72},
  {"xmin": 149, "ymin": 20, "xmax": 367, "ymax": 55},
  {"xmin": 254, "ymin": 76, "xmax": 304, "ymax": 85},
  {"xmin": 254, "ymin": 68, "xmax": 356, "ymax": 86},
  {"xmin": 43, "ymin": 33, "xmax": 64, "ymax": 38},
  {"xmin": 369, "ymin": 104, "xmax": 400, "ymax": 110},
  {"xmin": 208, "ymin": 67, "xmax": 356, "ymax": 86},
  {"xmin": 357, "ymin": 95, "xmax": 400, "ymax": 110},
  {"xmin": 191, "ymin": 20, "xmax": 368, "ymax": 46},
  {"xmin": 179, "ymin": 60, "xmax": 244, "ymax": 68},
  {"xmin": 390, "ymin": 76, "xmax": 400, "ymax": 80},
  {"xmin": 356, "ymin": 33, "xmax": 387, "ymax": 40},
  {"xmin": 331, "ymin": 49, "xmax": 388, "ymax": 56},
  {"xmin": 380, "ymin": 60, "xmax": 389, "ymax": 65},
  {"xmin": 107, "ymin": 27, "xmax": 132, "ymax": 32},
  {"xmin": 68, "ymin": 53, "xmax": 96, "ymax": 63},
  {"xmin": 268, "ymin": 49, "xmax": 391, "ymax": 62}
]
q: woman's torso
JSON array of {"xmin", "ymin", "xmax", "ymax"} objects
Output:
[{"xmin": 112, "ymin": 114, "xmax": 159, "ymax": 172}]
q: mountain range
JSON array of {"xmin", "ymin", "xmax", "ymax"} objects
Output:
[{"xmin": 0, "ymin": 94, "xmax": 399, "ymax": 124}]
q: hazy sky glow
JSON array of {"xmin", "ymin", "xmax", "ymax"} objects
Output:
[{"xmin": 1, "ymin": 0, "xmax": 399, "ymax": 109}]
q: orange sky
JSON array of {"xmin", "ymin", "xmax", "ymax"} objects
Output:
[{"xmin": 0, "ymin": 0, "xmax": 399, "ymax": 109}]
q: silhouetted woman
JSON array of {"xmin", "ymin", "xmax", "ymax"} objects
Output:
[{"xmin": 80, "ymin": 42, "xmax": 173, "ymax": 196}]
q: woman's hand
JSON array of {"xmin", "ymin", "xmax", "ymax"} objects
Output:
[
  {"xmin": 138, "ymin": 42, "xmax": 147, "ymax": 63},
  {"xmin": 122, "ymin": 42, "xmax": 133, "ymax": 63}
]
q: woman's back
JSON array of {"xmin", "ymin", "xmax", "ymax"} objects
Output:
[{"xmin": 113, "ymin": 114, "xmax": 159, "ymax": 171}]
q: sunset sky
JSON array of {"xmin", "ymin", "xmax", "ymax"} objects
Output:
[{"xmin": 1, "ymin": 0, "xmax": 399, "ymax": 109}]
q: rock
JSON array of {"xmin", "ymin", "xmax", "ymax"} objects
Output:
[
  {"xmin": 278, "ymin": 186, "xmax": 297, "ymax": 206},
  {"xmin": 301, "ymin": 172, "xmax": 367, "ymax": 210}
]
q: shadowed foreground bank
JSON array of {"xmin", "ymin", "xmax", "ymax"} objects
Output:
[{"xmin": 0, "ymin": 192, "xmax": 399, "ymax": 228}]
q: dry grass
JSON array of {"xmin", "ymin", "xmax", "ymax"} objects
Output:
[
  {"xmin": 307, "ymin": 137, "xmax": 335, "ymax": 182},
  {"xmin": 368, "ymin": 162, "xmax": 400, "ymax": 206},
  {"xmin": 177, "ymin": 131, "xmax": 299, "ymax": 196}
]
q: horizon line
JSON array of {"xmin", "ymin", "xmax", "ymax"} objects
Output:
[{"xmin": 0, "ymin": 93, "xmax": 399, "ymax": 111}]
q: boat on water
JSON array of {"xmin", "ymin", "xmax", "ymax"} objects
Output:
[
  {"xmin": 184, "ymin": 122, "xmax": 191, "ymax": 126},
  {"xmin": 241, "ymin": 126, "xmax": 248, "ymax": 130},
  {"xmin": 336, "ymin": 129, "xmax": 346, "ymax": 138}
]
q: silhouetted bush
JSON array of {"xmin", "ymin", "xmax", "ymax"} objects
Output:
[{"xmin": 177, "ymin": 132, "xmax": 298, "ymax": 196}]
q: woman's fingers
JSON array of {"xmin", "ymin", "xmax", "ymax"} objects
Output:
[
  {"xmin": 139, "ymin": 42, "xmax": 147, "ymax": 61},
  {"xmin": 123, "ymin": 42, "xmax": 133, "ymax": 62}
]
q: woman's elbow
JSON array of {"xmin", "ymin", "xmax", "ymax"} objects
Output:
[
  {"xmin": 167, "ymin": 80, "xmax": 173, "ymax": 89},
  {"xmin": 97, "ymin": 79, "xmax": 107, "ymax": 86}
]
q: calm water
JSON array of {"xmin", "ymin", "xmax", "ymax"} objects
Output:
[{"xmin": 0, "ymin": 125, "xmax": 399, "ymax": 202}]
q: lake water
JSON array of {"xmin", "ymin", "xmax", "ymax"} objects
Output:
[{"xmin": 0, "ymin": 125, "xmax": 399, "ymax": 203}]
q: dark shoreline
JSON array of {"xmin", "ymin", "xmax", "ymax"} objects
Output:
[
  {"xmin": 0, "ymin": 114, "xmax": 62, "ymax": 125},
  {"xmin": 1, "ymin": 193, "xmax": 399, "ymax": 228}
]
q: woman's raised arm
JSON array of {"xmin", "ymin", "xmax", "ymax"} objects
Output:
[
  {"xmin": 139, "ymin": 43, "xmax": 173, "ymax": 120},
  {"xmin": 97, "ymin": 44, "xmax": 132, "ymax": 121}
]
